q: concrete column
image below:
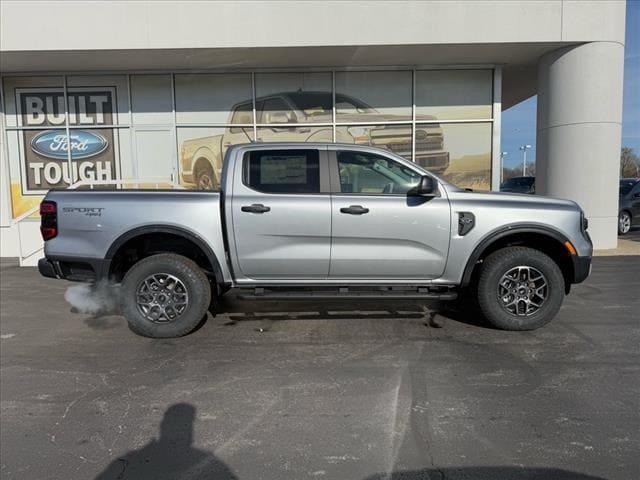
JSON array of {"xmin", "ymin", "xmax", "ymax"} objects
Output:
[{"xmin": 536, "ymin": 42, "xmax": 624, "ymax": 249}]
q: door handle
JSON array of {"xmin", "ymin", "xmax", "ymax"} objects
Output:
[
  {"xmin": 241, "ymin": 204, "xmax": 271, "ymax": 214},
  {"xmin": 340, "ymin": 205, "xmax": 369, "ymax": 215}
]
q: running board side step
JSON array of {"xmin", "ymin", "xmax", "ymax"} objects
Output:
[{"xmin": 236, "ymin": 286, "xmax": 457, "ymax": 301}]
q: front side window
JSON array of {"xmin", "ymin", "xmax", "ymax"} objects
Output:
[
  {"xmin": 244, "ymin": 149, "xmax": 320, "ymax": 194},
  {"xmin": 336, "ymin": 151, "xmax": 421, "ymax": 194}
]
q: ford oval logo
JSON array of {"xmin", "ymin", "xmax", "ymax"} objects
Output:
[{"xmin": 31, "ymin": 130, "xmax": 108, "ymax": 160}]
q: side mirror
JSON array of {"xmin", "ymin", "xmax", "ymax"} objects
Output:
[{"xmin": 410, "ymin": 176, "xmax": 438, "ymax": 197}]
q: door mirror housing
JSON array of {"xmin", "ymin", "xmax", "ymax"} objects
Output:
[{"xmin": 409, "ymin": 176, "xmax": 438, "ymax": 197}]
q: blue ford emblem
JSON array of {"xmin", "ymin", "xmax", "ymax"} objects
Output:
[{"xmin": 31, "ymin": 130, "xmax": 108, "ymax": 160}]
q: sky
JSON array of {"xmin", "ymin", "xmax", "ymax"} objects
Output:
[{"xmin": 501, "ymin": 0, "xmax": 639, "ymax": 169}]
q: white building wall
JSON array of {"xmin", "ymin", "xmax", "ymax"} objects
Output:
[
  {"xmin": 0, "ymin": 1, "xmax": 625, "ymax": 53},
  {"xmin": 536, "ymin": 42, "xmax": 625, "ymax": 249}
]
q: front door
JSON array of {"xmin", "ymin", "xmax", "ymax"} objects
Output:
[
  {"xmin": 630, "ymin": 183, "xmax": 640, "ymax": 220},
  {"xmin": 231, "ymin": 147, "xmax": 332, "ymax": 280},
  {"xmin": 329, "ymin": 148, "xmax": 450, "ymax": 280}
]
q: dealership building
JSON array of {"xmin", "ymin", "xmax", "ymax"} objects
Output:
[{"xmin": 0, "ymin": 0, "xmax": 626, "ymax": 264}]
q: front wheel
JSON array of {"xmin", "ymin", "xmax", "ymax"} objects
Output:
[
  {"xmin": 121, "ymin": 254, "xmax": 211, "ymax": 338},
  {"xmin": 475, "ymin": 247, "xmax": 565, "ymax": 331},
  {"xmin": 618, "ymin": 211, "xmax": 632, "ymax": 235}
]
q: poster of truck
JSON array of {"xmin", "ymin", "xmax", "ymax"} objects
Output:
[{"xmin": 179, "ymin": 92, "xmax": 451, "ymax": 190}]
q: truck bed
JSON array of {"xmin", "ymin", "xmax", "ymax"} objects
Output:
[{"xmin": 42, "ymin": 189, "xmax": 230, "ymax": 282}]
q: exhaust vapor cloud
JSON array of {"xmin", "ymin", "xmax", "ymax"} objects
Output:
[{"xmin": 64, "ymin": 280, "xmax": 120, "ymax": 316}]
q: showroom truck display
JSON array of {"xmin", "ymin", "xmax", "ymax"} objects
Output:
[
  {"xmin": 180, "ymin": 92, "xmax": 449, "ymax": 190},
  {"xmin": 38, "ymin": 143, "xmax": 592, "ymax": 338}
]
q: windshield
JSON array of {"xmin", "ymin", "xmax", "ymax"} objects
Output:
[
  {"xmin": 285, "ymin": 92, "xmax": 376, "ymax": 118},
  {"xmin": 335, "ymin": 94, "xmax": 376, "ymax": 115},
  {"xmin": 286, "ymin": 92, "xmax": 333, "ymax": 118},
  {"xmin": 620, "ymin": 179, "xmax": 638, "ymax": 195}
]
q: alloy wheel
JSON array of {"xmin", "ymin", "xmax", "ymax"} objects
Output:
[
  {"xmin": 136, "ymin": 273, "xmax": 189, "ymax": 323},
  {"xmin": 497, "ymin": 266, "xmax": 548, "ymax": 316},
  {"xmin": 619, "ymin": 212, "xmax": 631, "ymax": 234}
]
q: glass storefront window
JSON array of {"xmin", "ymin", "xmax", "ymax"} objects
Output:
[
  {"xmin": 336, "ymin": 124, "xmax": 413, "ymax": 161},
  {"xmin": 177, "ymin": 126, "xmax": 254, "ymax": 190},
  {"xmin": 66, "ymin": 75, "xmax": 129, "ymax": 125},
  {"xmin": 415, "ymin": 69, "xmax": 493, "ymax": 121},
  {"xmin": 256, "ymin": 125, "xmax": 332, "ymax": 143},
  {"xmin": 2, "ymin": 76, "xmax": 64, "ymax": 128},
  {"xmin": 2, "ymin": 69, "xmax": 496, "ymax": 216},
  {"xmin": 175, "ymin": 74, "xmax": 252, "ymax": 125},
  {"xmin": 426, "ymin": 122, "xmax": 492, "ymax": 191},
  {"xmin": 335, "ymin": 71, "xmax": 412, "ymax": 122},
  {"xmin": 255, "ymin": 73, "xmax": 332, "ymax": 124},
  {"xmin": 130, "ymin": 75, "xmax": 173, "ymax": 125}
]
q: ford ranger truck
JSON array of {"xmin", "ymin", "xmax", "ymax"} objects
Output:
[
  {"xmin": 38, "ymin": 143, "xmax": 592, "ymax": 338},
  {"xmin": 180, "ymin": 92, "xmax": 448, "ymax": 190}
]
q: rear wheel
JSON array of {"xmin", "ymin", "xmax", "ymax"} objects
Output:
[
  {"xmin": 475, "ymin": 247, "xmax": 565, "ymax": 331},
  {"xmin": 618, "ymin": 211, "xmax": 632, "ymax": 235},
  {"xmin": 195, "ymin": 163, "xmax": 216, "ymax": 191},
  {"xmin": 121, "ymin": 253, "xmax": 211, "ymax": 338}
]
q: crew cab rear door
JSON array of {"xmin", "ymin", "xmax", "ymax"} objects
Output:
[
  {"xmin": 229, "ymin": 146, "xmax": 332, "ymax": 281},
  {"xmin": 328, "ymin": 147, "xmax": 450, "ymax": 280}
]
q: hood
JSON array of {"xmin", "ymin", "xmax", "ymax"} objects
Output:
[
  {"xmin": 449, "ymin": 188, "xmax": 581, "ymax": 211},
  {"xmin": 336, "ymin": 114, "xmax": 441, "ymax": 130},
  {"xmin": 500, "ymin": 187, "xmax": 532, "ymax": 193}
]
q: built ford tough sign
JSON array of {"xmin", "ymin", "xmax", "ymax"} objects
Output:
[{"xmin": 38, "ymin": 143, "xmax": 592, "ymax": 338}]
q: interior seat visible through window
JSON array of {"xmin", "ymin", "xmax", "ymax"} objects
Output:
[{"xmin": 336, "ymin": 151, "xmax": 420, "ymax": 195}]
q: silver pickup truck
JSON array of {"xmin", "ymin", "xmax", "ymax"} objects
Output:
[{"xmin": 38, "ymin": 143, "xmax": 592, "ymax": 338}]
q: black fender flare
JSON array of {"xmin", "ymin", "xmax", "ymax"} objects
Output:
[
  {"xmin": 103, "ymin": 225, "xmax": 225, "ymax": 284},
  {"xmin": 460, "ymin": 223, "xmax": 573, "ymax": 287}
]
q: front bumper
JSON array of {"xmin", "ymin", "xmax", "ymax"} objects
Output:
[{"xmin": 572, "ymin": 255, "xmax": 592, "ymax": 284}]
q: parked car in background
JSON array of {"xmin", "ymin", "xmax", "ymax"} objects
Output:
[
  {"xmin": 180, "ymin": 92, "xmax": 449, "ymax": 190},
  {"xmin": 500, "ymin": 176, "xmax": 535, "ymax": 194},
  {"xmin": 618, "ymin": 178, "xmax": 640, "ymax": 235}
]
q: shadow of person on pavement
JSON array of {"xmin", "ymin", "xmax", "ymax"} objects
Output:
[{"xmin": 94, "ymin": 403, "xmax": 237, "ymax": 480}]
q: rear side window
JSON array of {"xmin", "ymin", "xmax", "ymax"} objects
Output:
[{"xmin": 244, "ymin": 149, "xmax": 320, "ymax": 194}]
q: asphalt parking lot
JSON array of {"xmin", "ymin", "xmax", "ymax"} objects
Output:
[{"xmin": 1, "ymin": 255, "xmax": 638, "ymax": 480}]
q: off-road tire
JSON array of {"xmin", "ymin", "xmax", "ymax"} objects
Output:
[
  {"xmin": 476, "ymin": 247, "xmax": 565, "ymax": 331},
  {"xmin": 121, "ymin": 253, "xmax": 211, "ymax": 338}
]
